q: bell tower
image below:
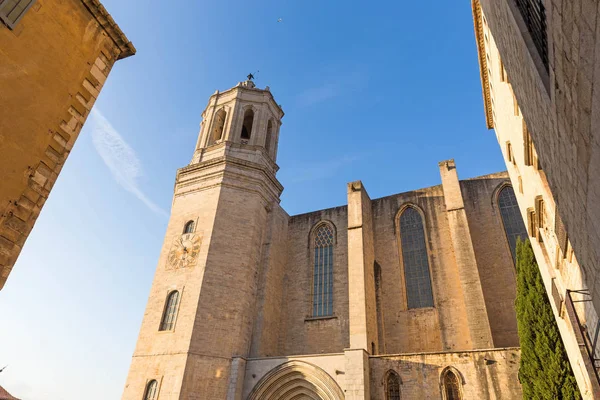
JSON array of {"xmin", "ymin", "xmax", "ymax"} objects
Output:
[{"xmin": 122, "ymin": 78, "xmax": 284, "ymax": 399}]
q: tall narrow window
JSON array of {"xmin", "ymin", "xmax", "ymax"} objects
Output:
[
  {"xmin": 386, "ymin": 372, "xmax": 401, "ymax": 400},
  {"xmin": 515, "ymin": 0, "xmax": 548, "ymax": 71},
  {"xmin": 523, "ymin": 123, "xmax": 534, "ymax": 166},
  {"xmin": 443, "ymin": 370, "xmax": 462, "ymax": 400},
  {"xmin": 265, "ymin": 120, "xmax": 273, "ymax": 153},
  {"xmin": 400, "ymin": 207, "xmax": 434, "ymax": 309},
  {"xmin": 144, "ymin": 380, "xmax": 158, "ymax": 400},
  {"xmin": 183, "ymin": 220, "xmax": 195, "ymax": 234},
  {"xmin": 0, "ymin": 0, "xmax": 36, "ymax": 29},
  {"xmin": 241, "ymin": 109, "xmax": 254, "ymax": 141},
  {"xmin": 498, "ymin": 186, "xmax": 528, "ymax": 262},
  {"xmin": 312, "ymin": 224, "xmax": 334, "ymax": 317},
  {"xmin": 209, "ymin": 109, "xmax": 227, "ymax": 145},
  {"xmin": 160, "ymin": 291, "xmax": 180, "ymax": 331}
]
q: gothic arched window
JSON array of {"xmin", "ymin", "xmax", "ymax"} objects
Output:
[
  {"xmin": 144, "ymin": 380, "xmax": 158, "ymax": 400},
  {"xmin": 159, "ymin": 291, "xmax": 180, "ymax": 331},
  {"xmin": 400, "ymin": 207, "xmax": 434, "ymax": 309},
  {"xmin": 497, "ymin": 185, "xmax": 527, "ymax": 262},
  {"xmin": 265, "ymin": 120, "xmax": 273, "ymax": 152},
  {"xmin": 312, "ymin": 223, "xmax": 334, "ymax": 317},
  {"xmin": 183, "ymin": 220, "xmax": 195, "ymax": 234},
  {"xmin": 442, "ymin": 370, "xmax": 462, "ymax": 400},
  {"xmin": 386, "ymin": 371, "xmax": 401, "ymax": 400},
  {"xmin": 241, "ymin": 109, "xmax": 254, "ymax": 140},
  {"xmin": 209, "ymin": 109, "xmax": 227, "ymax": 145}
]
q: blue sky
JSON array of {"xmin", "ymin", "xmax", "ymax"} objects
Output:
[{"xmin": 0, "ymin": 1, "xmax": 505, "ymax": 398}]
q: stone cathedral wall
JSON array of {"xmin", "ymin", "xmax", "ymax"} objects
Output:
[
  {"xmin": 369, "ymin": 348, "xmax": 522, "ymax": 399},
  {"xmin": 279, "ymin": 206, "xmax": 350, "ymax": 356},
  {"xmin": 461, "ymin": 174, "xmax": 520, "ymax": 348},
  {"xmin": 250, "ymin": 171, "xmax": 520, "ymax": 359}
]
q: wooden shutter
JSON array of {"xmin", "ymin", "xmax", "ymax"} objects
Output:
[{"xmin": 0, "ymin": 0, "xmax": 36, "ymax": 29}]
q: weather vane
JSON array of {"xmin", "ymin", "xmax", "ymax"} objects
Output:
[{"xmin": 247, "ymin": 70, "xmax": 259, "ymax": 81}]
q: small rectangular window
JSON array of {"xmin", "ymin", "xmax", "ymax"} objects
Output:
[
  {"xmin": 527, "ymin": 208, "xmax": 536, "ymax": 237},
  {"xmin": 0, "ymin": 0, "xmax": 36, "ymax": 29},
  {"xmin": 499, "ymin": 57, "xmax": 506, "ymax": 82},
  {"xmin": 506, "ymin": 141, "xmax": 515, "ymax": 164},
  {"xmin": 523, "ymin": 122, "xmax": 534, "ymax": 166},
  {"xmin": 518, "ymin": 176, "xmax": 523, "ymax": 193},
  {"xmin": 555, "ymin": 205, "xmax": 568, "ymax": 257},
  {"xmin": 510, "ymin": 86, "xmax": 519, "ymax": 116}
]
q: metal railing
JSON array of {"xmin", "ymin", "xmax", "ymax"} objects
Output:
[
  {"xmin": 515, "ymin": 0, "xmax": 549, "ymax": 71},
  {"xmin": 565, "ymin": 290, "xmax": 600, "ymax": 394}
]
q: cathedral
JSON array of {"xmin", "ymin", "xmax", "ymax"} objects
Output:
[{"xmin": 122, "ymin": 80, "xmax": 524, "ymax": 399}]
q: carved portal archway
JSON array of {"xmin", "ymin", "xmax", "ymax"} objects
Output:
[{"xmin": 247, "ymin": 360, "xmax": 345, "ymax": 400}]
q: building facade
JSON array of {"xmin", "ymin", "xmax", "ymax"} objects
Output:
[
  {"xmin": 472, "ymin": 0, "xmax": 600, "ymax": 396},
  {"xmin": 0, "ymin": 0, "xmax": 134, "ymax": 289},
  {"xmin": 122, "ymin": 80, "xmax": 524, "ymax": 399}
]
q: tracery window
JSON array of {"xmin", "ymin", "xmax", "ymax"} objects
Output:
[
  {"xmin": 183, "ymin": 220, "xmax": 195, "ymax": 234},
  {"xmin": 443, "ymin": 370, "xmax": 462, "ymax": 400},
  {"xmin": 144, "ymin": 380, "xmax": 158, "ymax": 400},
  {"xmin": 159, "ymin": 291, "xmax": 180, "ymax": 331},
  {"xmin": 498, "ymin": 186, "xmax": 528, "ymax": 262},
  {"xmin": 386, "ymin": 372, "xmax": 400, "ymax": 400},
  {"xmin": 312, "ymin": 223, "xmax": 334, "ymax": 317},
  {"xmin": 400, "ymin": 207, "xmax": 434, "ymax": 309}
]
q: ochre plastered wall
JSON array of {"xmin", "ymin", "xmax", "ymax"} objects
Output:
[{"xmin": 0, "ymin": 0, "xmax": 134, "ymax": 289}]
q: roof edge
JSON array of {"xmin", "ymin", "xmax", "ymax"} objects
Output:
[
  {"xmin": 472, "ymin": 0, "xmax": 494, "ymax": 129},
  {"xmin": 80, "ymin": 0, "xmax": 136, "ymax": 60}
]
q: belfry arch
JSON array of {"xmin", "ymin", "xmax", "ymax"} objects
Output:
[{"xmin": 247, "ymin": 360, "xmax": 345, "ymax": 400}]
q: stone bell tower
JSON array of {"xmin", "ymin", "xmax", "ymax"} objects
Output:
[{"xmin": 121, "ymin": 78, "xmax": 284, "ymax": 399}]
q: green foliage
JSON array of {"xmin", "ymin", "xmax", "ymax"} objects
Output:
[{"xmin": 515, "ymin": 239, "xmax": 580, "ymax": 399}]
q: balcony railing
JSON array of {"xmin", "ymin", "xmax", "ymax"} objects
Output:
[
  {"xmin": 515, "ymin": 0, "xmax": 549, "ymax": 71},
  {"xmin": 565, "ymin": 290, "xmax": 600, "ymax": 395}
]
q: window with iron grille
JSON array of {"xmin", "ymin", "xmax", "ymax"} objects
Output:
[
  {"xmin": 0, "ymin": 0, "xmax": 36, "ymax": 29},
  {"xmin": 515, "ymin": 0, "xmax": 549, "ymax": 71},
  {"xmin": 312, "ymin": 224, "xmax": 334, "ymax": 317},
  {"xmin": 400, "ymin": 207, "xmax": 434, "ymax": 309},
  {"xmin": 159, "ymin": 291, "xmax": 180, "ymax": 331}
]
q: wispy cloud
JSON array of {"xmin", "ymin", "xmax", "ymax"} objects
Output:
[
  {"xmin": 284, "ymin": 154, "xmax": 363, "ymax": 183},
  {"xmin": 296, "ymin": 83, "xmax": 340, "ymax": 107},
  {"xmin": 295, "ymin": 66, "xmax": 368, "ymax": 107},
  {"xmin": 90, "ymin": 109, "xmax": 167, "ymax": 217}
]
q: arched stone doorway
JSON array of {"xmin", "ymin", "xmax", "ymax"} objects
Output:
[{"xmin": 247, "ymin": 360, "xmax": 345, "ymax": 400}]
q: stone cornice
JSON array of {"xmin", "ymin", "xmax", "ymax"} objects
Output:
[
  {"xmin": 176, "ymin": 155, "xmax": 284, "ymax": 197},
  {"xmin": 472, "ymin": 0, "xmax": 494, "ymax": 129},
  {"xmin": 210, "ymin": 85, "xmax": 284, "ymax": 119},
  {"xmin": 80, "ymin": 0, "xmax": 136, "ymax": 59}
]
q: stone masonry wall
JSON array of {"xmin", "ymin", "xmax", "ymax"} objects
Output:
[
  {"xmin": 370, "ymin": 348, "xmax": 522, "ymax": 399},
  {"xmin": 461, "ymin": 174, "xmax": 520, "ymax": 348},
  {"xmin": 478, "ymin": 0, "xmax": 600, "ymax": 335},
  {"xmin": 474, "ymin": 2, "xmax": 600, "ymax": 395},
  {"xmin": 371, "ymin": 185, "xmax": 468, "ymax": 353},
  {"xmin": 279, "ymin": 206, "xmax": 350, "ymax": 355}
]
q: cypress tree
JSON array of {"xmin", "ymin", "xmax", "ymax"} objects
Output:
[{"xmin": 515, "ymin": 238, "xmax": 580, "ymax": 399}]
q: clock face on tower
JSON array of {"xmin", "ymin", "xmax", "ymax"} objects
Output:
[{"xmin": 167, "ymin": 233, "xmax": 202, "ymax": 270}]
